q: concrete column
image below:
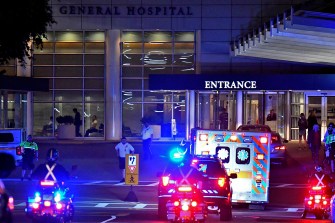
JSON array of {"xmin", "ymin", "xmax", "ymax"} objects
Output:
[
  {"xmin": 3, "ymin": 92, "xmax": 8, "ymax": 128},
  {"xmin": 105, "ymin": 30, "xmax": 121, "ymax": 140},
  {"xmin": 17, "ymin": 42, "xmax": 32, "ymax": 135},
  {"xmin": 236, "ymin": 91, "xmax": 243, "ymax": 129},
  {"xmin": 189, "ymin": 90, "xmax": 195, "ymax": 134},
  {"xmin": 285, "ymin": 92, "xmax": 291, "ymax": 140}
]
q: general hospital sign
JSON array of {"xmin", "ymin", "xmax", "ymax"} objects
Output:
[{"xmin": 58, "ymin": 5, "xmax": 193, "ymax": 16}]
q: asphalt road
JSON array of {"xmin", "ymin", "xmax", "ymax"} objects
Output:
[{"xmin": 2, "ymin": 140, "xmax": 332, "ymax": 222}]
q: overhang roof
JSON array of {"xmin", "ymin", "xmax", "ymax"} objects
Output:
[
  {"xmin": 232, "ymin": 10, "xmax": 335, "ymax": 65},
  {"xmin": 0, "ymin": 75, "xmax": 49, "ymax": 92}
]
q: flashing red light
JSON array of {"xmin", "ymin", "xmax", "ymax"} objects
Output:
[
  {"xmin": 307, "ymin": 200, "xmax": 312, "ymax": 205},
  {"xmin": 32, "ymin": 203, "xmax": 39, "ymax": 209},
  {"xmin": 323, "ymin": 200, "xmax": 328, "ymax": 205},
  {"xmin": 56, "ymin": 203, "xmax": 63, "ymax": 209},
  {"xmin": 40, "ymin": 180, "xmax": 55, "ymax": 186},
  {"xmin": 174, "ymin": 201, "xmax": 180, "ymax": 206},
  {"xmin": 275, "ymin": 146, "xmax": 286, "ymax": 150},
  {"xmin": 191, "ymin": 159, "xmax": 198, "ymax": 165},
  {"xmin": 181, "ymin": 204, "xmax": 189, "ymax": 211},
  {"xmin": 44, "ymin": 201, "xmax": 51, "ymax": 207},
  {"xmin": 162, "ymin": 176, "xmax": 169, "ymax": 187},
  {"xmin": 260, "ymin": 136, "xmax": 268, "ymax": 144},
  {"xmin": 191, "ymin": 201, "xmax": 197, "ymax": 207},
  {"xmin": 218, "ymin": 178, "xmax": 225, "ymax": 187},
  {"xmin": 178, "ymin": 186, "xmax": 192, "ymax": 192}
]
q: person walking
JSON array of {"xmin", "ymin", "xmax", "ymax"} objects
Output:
[
  {"xmin": 73, "ymin": 108, "xmax": 82, "ymax": 137},
  {"xmin": 307, "ymin": 110, "xmax": 318, "ymax": 133},
  {"xmin": 20, "ymin": 135, "xmax": 38, "ymax": 181},
  {"xmin": 141, "ymin": 118, "xmax": 153, "ymax": 160},
  {"xmin": 308, "ymin": 124, "xmax": 321, "ymax": 165},
  {"xmin": 298, "ymin": 113, "xmax": 308, "ymax": 149},
  {"xmin": 115, "ymin": 137, "xmax": 135, "ymax": 183}
]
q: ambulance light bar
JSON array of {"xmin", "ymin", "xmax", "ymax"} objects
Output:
[
  {"xmin": 199, "ymin": 134, "xmax": 208, "ymax": 141},
  {"xmin": 256, "ymin": 153, "xmax": 264, "ymax": 160},
  {"xmin": 260, "ymin": 136, "xmax": 268, "ymax": 144},
  {"xmin": 230, "ymin": 135, "xmax": 237, "ymax": 142}
]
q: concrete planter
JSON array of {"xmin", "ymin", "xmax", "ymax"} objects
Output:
[{"xmin": 57, "ymin": 124, "xmax": 75, "ymax": 139}]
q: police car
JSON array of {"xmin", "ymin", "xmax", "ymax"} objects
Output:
[{"xmin": 158, "ymin": 155, "xmax": 237, "ymax": 221}]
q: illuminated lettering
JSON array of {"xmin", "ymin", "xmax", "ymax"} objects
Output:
[{"xmin": 204, "ymin": 81, "xmax": 257, "ymax": 89}]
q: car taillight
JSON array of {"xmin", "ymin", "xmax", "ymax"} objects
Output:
[
  {"xmin": 275, "ymin": 146, "xmax": 285, "ymax": 150},
  {"xmin": 260, "ymin": 136, "xmax": 268, "ymax": 144},
  {"xmin": 162, "ymin": 176, "xmax": 169, "ymax": 186},
  {"xmin": 8, "ymin": 196, "xmax": 14, "ymax": 210},
  {"xmin": 218, "ymin": 178, "xmax": 225, "ymax": 187}
]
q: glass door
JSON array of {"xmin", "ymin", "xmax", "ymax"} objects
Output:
[
  {"xmin": 196, "ymin": 91, "xmax": 235, "ymax": 130},
  {"xmin": 307, "ymin": 94, "xmax": 335, "ymax": 138}
]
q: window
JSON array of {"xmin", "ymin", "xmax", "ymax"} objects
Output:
[{"xmin": 236, "ymin": 147, "xmax": 251, "ymax": 165}]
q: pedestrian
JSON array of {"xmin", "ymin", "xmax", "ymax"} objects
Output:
[
  {"xmin": 141, "ymin": 118, "xmax": 153, "ymax": 160},
  {"xmin": 115, "ymin": 137, "xmax": 135, "ymax": 183},
  {"xmin": 85, "ymin": 115, "xmax": 98, "ymax": 137},
  {"xmin": 266, "ymin": 109, "xmax": 277, "ymax": 121},
  {"xmin": 298, "ymin": 113, "xmax": 308, "ymax": 149},
  {"xmin": 307, "ymin": 110, "xmax": 318, "ymax": 133},
  {"xmin": 219, "ymin": 107, "xmax": 228, "ymax": 130},
  {"xmin": 73, "ymin": 108, "xmax": 82, "ymax": 137},
  {"xmin": 308, "ymin": 124, "xmax": 321, "ymax": 165},
  {"xmin": 19, "ymin": 135, "xmax": 38, "ymax": 181}
]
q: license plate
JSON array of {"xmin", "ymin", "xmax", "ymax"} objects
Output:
[
  {"xmin": 43, "ymin": 194, "xmax": 53, "ymax": 200},
  {"xmin": 180, "ymin": 211, "xmax": 191, "ymax": 218}
]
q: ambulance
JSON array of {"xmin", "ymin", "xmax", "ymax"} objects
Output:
[{"xmin": 190, "ymin": 128, "xmax": 271, "ymax": 207}]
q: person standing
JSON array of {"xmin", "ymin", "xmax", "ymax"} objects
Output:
[
  {"xmin": 307, "ymin": 110, "xmax": 318, "ymax": 132},
  {"xmin": 73, "ymin": 108, "xmax": 82, "ymax": 137},
  {"xmin": 20, "ymin": 135, "xmax": 38, "ymax": 181},
  {"xmin": 308, "ymin": 124, "xmax": 321, "ymax": 165},
  {"xmin": 141, "ymin": 118, "xmax": 153, "ymax": 160},
  {"xmin": 115, "ymin": 137, "xmax": 135, "ymax": 183},
  {"xmin": 266, "ymin": 109, "xmax": 277, "ymax": 121},
  {"xmin": 298, "ymin": 113, "xmax": 308, "ymax": 149}
]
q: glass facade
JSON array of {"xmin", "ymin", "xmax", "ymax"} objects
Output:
[
  {"xmin": 32, "ymin": 31, "xmax": 105, "ymax": 137},
  {"xmin": 121, "ymin": 31, "xmax": 195, "ymax": 138}
]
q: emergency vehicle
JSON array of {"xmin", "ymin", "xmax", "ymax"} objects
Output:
[{"xmin": 190, "ymin": 128, "xmax": 271, "ymax": 207}]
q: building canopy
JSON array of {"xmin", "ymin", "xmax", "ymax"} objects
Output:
[{"xmin": 232, "ymin": 9, "xmax": 335, "ymax": 65}]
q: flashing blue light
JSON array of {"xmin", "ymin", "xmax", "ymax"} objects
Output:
[
  {"xmin": 34, "ymin": 192, "xmax": 40, "ymax": 198},
  {"xmin": 34, "ymin": 192, "xmax": 41, "ymax": 202},
  {"xmin": 54, "ymin": 192, "xmax": 62, "ymax": 202},
  {"xmin": 169, "ymin": 148, "xmax": 184, "ymax": 163}
]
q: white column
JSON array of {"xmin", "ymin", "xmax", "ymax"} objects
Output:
[
  {"xmin": 285, "ymin": 92, "xmax": 291, "ymax": 139},
  {"xmin": 189, "ymin": 90, "xmax": 195, "ymax": 135},
  {"xmin": 105, "ymin": 30, "xmax": 121, "ymax": 140},
  {"xmin": 17, "ymin": 44, "xmax": 32, "ymax": 135},
  {"xmin": 236, "ymin": 91, "xmax": 243, "ymax": 129}
]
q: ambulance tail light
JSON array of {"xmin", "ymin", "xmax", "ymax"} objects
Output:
[
  {"xmin": 8, "ymin": 196, "xmax": 14, "ymax": 210},
  {"xmin": 199, "ymin": 134, "xmax": 208, "ymax": 141},
  {"xmin": 260, "ymin": 136, "xmax": 268, "ymax": 144},
  {"xmin": 218, "ymin": 178, "xmax": 225, "ymax": 187},
  {"xmin": 162, "ymin": 176, "xmax": 170, "ymax": 186},
  {"xmin": 256, "ymin": 153, "xmax": 265, "ymax": 160}
]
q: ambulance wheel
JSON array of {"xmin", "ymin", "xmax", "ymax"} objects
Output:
[
  {"xmin": 158, "ymin": 199, "xmax": 167, "ymax": 220},
  {"xmin": 219, "ymin": 205, "xmax": 232, "ymax": 221}
]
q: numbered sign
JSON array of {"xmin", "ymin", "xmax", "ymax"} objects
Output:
[{"xmin": 125, "ymin": 154, "xmax": 139, "ymax": 185}]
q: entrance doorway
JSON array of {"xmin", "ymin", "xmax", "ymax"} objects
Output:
[
  {"xmin": 196, "ymin": 91, "xmax": 236, "ymax": 130},
  {"xmin": 307, "ymin": 93, "xmax": 335, "ymax": 138}
]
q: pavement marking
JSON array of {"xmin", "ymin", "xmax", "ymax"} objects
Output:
[
  {"xmin": 275, "ymin": 184, "xmax": 293, "ymax": 188},
  {"xmin": 95, "ymin": 203, "xmax": 110, "ymax": 208},
  {"xmin": 133, "ymin": 203, "xmax": 147, "ymax": 209},
  {"xmin": 144, "ymin": 182, "xmax": 159, "ymax": 186},
  {"xmin": 287, "ymin": 208, "xmax": 300, "ymax": 212},
  {"xmin": 83, "ymin": 181, "xmax": 104, "ymax": 185},
  {"xmin": 101, "ymin": 215, "xmax": 116, "ymax": 223}
]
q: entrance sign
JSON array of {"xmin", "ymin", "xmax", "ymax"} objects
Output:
[
  {"xmin": 149, "ymin": 74, "xmax": 335, "ymax": 91},
  {"xmin": 125, "ymin": 154, "xmax": 139, "ymax": 185}
]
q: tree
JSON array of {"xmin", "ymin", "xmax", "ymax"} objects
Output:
[{"xmin": 0, "ymin": 0, "xmax": 55, "ymax": 66}]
